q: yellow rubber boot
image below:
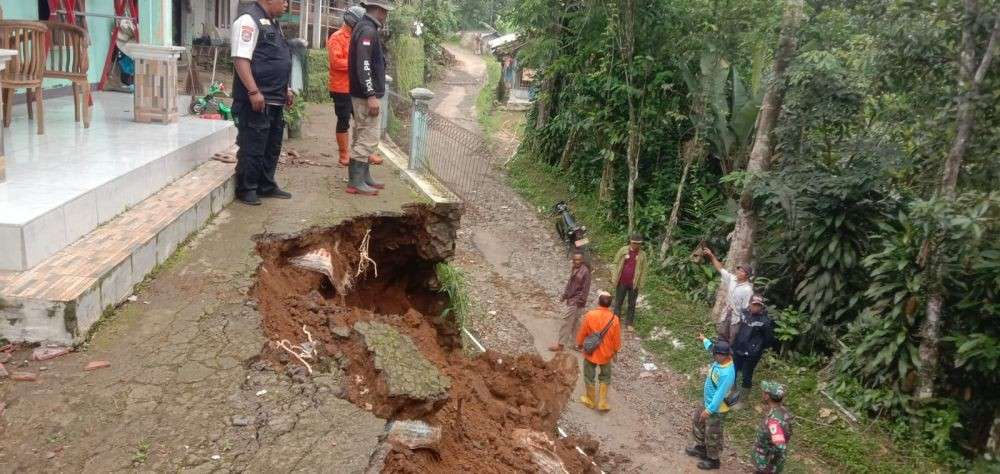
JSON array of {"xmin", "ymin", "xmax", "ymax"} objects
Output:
[
  {"xmin": 598, "ymin": 383, "xmax": 611, "ymax": 411},
  {"xmin": 580, "ymin": 384, "xmax": 596, "ymax": 409}
]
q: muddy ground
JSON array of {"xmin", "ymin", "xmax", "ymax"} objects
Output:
[
  {"xmin": 436, "ymin": 43, "xmax": 745, "ymax": 473},
  {"xmin": 251, "ymin": 212, "xmax": 594, "ymax": 472},
  {"xmin": 0, "ymin": 105, "xmax": 422, "ymax": 472}
]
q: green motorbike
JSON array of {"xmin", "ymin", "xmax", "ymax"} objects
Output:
[{"xmin": 189, "ymin": 82, "xmax": 232, "ymax": 120}]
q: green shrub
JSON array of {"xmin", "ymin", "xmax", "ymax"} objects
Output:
[{"xmin": 305, "ymin": 49, "xmax": 330, "ymax": 103}]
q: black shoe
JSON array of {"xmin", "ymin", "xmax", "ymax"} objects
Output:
[
  {"xmin": 238, "ymin": 191, "xmax": 262, "ymax": 206},
  {"xmin": 259, "ymin": 188, "xmax": 292, "ymax": 199},
  {"xmin": 697, "ymin": 459, "xmax": 720, "ymax": 470},
  {"xmin": 685, "ymin": 445, "xmax": 707, "ymax": 459}
]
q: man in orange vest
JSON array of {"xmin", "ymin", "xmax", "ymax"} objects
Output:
[
  {"xmin": 327, "ymin": 6, "xmax": 383, "ymax": 167},
  {"xmin": 576, "ymin": 291, "xmax": 622, "ymax": 411}
]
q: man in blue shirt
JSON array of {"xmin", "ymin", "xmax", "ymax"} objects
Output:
[{"xmin": 686, "ymin": 336, "xmax": 736, "ymax": 470}]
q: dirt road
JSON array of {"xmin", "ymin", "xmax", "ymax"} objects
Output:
[
  {"xmin": 439, "ymin": 43, "xmax": 745, "ymax": 473},
  {"xmin": 0, "ymin": 106, "xmax": 419, "ymax": 472}
]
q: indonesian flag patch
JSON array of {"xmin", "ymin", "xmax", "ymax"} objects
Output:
[
  {"xmin": 241, "ymin": 25, "xmax": 254, "ymax": 42},
  {"xmin": 767, "ymin": 420, "xmax": 787, "ymax": 445},
  {"xmin": 362, "ymin": 38, "xmax": 371, "ymax": 46}
]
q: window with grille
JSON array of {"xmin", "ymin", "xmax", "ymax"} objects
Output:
[{"xmin": 214, "ymin": 0, "xmax": 231, "ymax": 29}]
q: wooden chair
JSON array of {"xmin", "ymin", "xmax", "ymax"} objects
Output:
[
  {"xmin": 43, "ymin": 21, "xmax": 90, "ymax": 128},
  {"xmin": 0, "ymin": 21, "xmax": 48, "ymax": 135}
]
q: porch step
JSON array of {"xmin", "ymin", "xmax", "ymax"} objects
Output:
[{"xmin": 0, "ymin": 158, "xmax": 236, "ymax": 344}]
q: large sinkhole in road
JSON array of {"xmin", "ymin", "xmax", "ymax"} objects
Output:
[{"xmin": 251, "ymin": 205, "xmax": 596, "ymax": 473}]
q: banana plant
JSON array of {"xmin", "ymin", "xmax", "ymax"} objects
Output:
[
  {"xmin": 661, "ymin": 46, "xmax": 764, "ymax": 261},
  {"xmin": 681, "ymin": 47, "xmax": 766, "ymax": 176}
]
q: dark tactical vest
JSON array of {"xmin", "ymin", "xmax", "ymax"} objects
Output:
[{"xmin": 232, "ymin": 2, "xmax": 291, "ymax": 107}]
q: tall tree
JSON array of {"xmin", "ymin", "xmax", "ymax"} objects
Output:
[
  {"xmin": 616, "ymin": 0, "xmax": 642, "ymax": 234},
  {"xmin": 916, "ymin": 0, "xmax": 1000, "ymax": 400},
  {"xmin": 659, "ymin": 136, "xmax": 703, "ymax": 261},
  {"xmin": 711, "ymin": 0, "xmax": 804, "ymax": 321}
]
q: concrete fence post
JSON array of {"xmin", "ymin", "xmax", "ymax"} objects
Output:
[
  {"xmin": 380, "ymin": 75, "xmax": 393, "ymax": 138},
  {"xmin": 409, "ymin": 88, "xmax": 435, "ymax": 171}
]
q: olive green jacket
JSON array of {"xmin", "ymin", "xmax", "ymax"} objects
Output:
[{"xmin": 611, "ymin": 245, "xmax": 649, "ymax": 290}]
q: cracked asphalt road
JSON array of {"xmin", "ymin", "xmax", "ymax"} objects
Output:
[{"xmin": 0, "ymin": 105, "xmax": 424, "ymax": 473}]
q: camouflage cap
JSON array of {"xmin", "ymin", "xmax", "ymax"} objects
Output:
[{"xmin": 761, "ymin": 380, "xmax": 787, "ymax": 400}]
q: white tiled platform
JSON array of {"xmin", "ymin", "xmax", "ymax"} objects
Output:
[
  {"xmin": 0, "ymin": 159, "xmax": 236, "ymax": 344},
  {"xmin": 0, "ymin": 91, "xmax": 236, "ymax": 271}
]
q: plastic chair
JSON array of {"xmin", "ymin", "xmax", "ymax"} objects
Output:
[
  {"xmin": 0, "ymin": 21, "xmax": 49, "ymax": 135},
  {"xmin": 43, "ymin": 21, "xmax": 91, "ymax": 128}
]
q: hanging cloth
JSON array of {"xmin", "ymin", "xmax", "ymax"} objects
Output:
[{"xmin": 97, "ymin": 0, "xmax": 139, "ymax": 91}]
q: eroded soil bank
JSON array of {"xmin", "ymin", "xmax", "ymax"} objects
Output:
[{"xmin": 251, "ymin": 204, "xmax": 597, "ymax": 473}]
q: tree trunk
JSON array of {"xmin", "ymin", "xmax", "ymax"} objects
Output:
[
  {"xmin": 558, "ymin": 126, "xmax": 580, "ymax": 170},
  {"xmin": 619, "ymin": 0, "xmax": 639, "ymax": 235},
  {"xmin": 599, "ymin": 157, "xmax": 614, "ymax": 201},
  {"xmin": 626, "ymin": 106, "xmax": 641, "ymax": 235},
  {"xmin": 659, "ymin": 138, "xmax": 700, "ymax": 263},
  {"xmin": 988, "ymin": 407, "xmax": 1000, "ymax": 457},
  {"xmin": 710, "ymin": 0, "xmax": 803, "ymax": 322},
  {"xmin": 917, "ymin": 293, "xmax": 944, "ymax": 399},
  {"xmin": 916, "ymin": 2, "xmax": 1000, "ymax": 401},
  {"xmin": 536, "ymin": 77, "xmax": 554, "ymax": 129}
]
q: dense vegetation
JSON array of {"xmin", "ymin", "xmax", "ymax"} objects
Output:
[{"xmin": 484, "ymin": 0, "xmax": 999, "ymax": 468}]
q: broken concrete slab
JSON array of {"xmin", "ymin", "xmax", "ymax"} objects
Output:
[{"xmin": 353, "ymin": 321, "xmax": 451, "ymax": 401}]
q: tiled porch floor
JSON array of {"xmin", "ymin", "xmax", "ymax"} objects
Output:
[{"xmin": 0, "ymin": 91, "xmax": 235, "ymax": 271}]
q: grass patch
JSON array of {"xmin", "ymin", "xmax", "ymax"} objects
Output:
[
  {"xmin": 389, "ymin": 34, "xmax": 426, "ymax": 96},
  {"xmin": 476, "ymin": 54, "xmax": 502, "ymax": 139},
  {"xmin": 436, "ymin": 262, "xmax": 485, "ymax": 354},
  {"xmin": 306, "ymin": 49, "xmax": 330, "ymax": 103},
  {"xmin": 130, "ymin": 440, "xmax": 150, "ymax": 466},
  {"xmin": 506, "ymin": 155, "xmax": 942, "ymax": 474},
  {"xmin": 436, "ymin": 262, "xmax": 471, "ymax": 330}
]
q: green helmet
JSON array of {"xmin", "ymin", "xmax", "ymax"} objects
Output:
[{"xmin": 343, "ymin": 6, "xmax": 365, "ymax": 28}]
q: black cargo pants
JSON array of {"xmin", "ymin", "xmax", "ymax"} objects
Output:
[{"xmin": 235, "ymin": 103, "xmax": 285, "ymax": 197}]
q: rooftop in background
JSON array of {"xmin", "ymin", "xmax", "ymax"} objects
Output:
[{"xmin": 488, "ymin": 33, "xmax": 521, "ymax": 55}]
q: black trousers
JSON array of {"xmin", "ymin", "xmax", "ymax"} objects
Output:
[
  {"xmin": 613, "ymin": 283, "xmax": 639, "ymax": 326},
  {"xmin": 235, "ymin": 104, "xmax": 285, "ymax": 196},
  {"xmin": 330, "ymin": 92, "xmax": 353, "ymax": 133},
  {"xmin": 733, "ymin": 353, "xmax": 762, "ymax": 388}
]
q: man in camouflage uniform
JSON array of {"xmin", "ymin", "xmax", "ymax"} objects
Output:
[
  {"xmin": 686, "ymin": 337, "xmax": 736, "ymax": 470},
  {"xmin": 753, "ymin": 381, "xmax": 794, "ymax": 473}
]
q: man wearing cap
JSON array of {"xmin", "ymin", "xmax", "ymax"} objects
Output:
[
  {"xmin": 687, "ymin": 335, "xmax": 736, "ymax": 470},
  {"xmin": 611, "ymin": 235, "xmax": 648, "ymax": 328},
  {"xmin": 731, "ymin": 294, "xmax": 776, "ymax": 403},
  {"xmin": 576, "ymin": 291, "xmax": 621, "ymax": 411},
  {"xmin": 753, "ymin": 381, "xmax": 793, "ymax": 473},
  {"xmin": 327, "ymin": 6, "xmax": 367, "ymax": 167},
  {"xmin": 346, "ymin": 0, "xmax": 393, "ymax": 196},
  {"xmin": 230, "ymin": 0, "xmax": 294, "ymax": 206},
  {"xmin": 703, "ymin": 247, "xmax": 754, "ymax": 342}
]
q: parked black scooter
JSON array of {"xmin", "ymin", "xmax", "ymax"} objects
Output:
[{"xmin": 552, "ymin": 201, "xmax": 590, "ymax": 255}]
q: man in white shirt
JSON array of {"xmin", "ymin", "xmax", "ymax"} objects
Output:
[
  {"xmin": 703, "ymin": 247, "xmax": 754, "ymax": 342},
  {"xmin": 229, "ymin": 0, "xmax": 293, "ymax": 206}
]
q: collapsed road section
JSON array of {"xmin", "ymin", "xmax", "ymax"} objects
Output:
[{"xmin": 251, "ymin": 204, "xmax": 598, "ymax": 473}]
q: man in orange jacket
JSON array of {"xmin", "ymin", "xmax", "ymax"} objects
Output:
[
  {"xmin": 327, "ymin": 6, "xmax": 383, "ymax": 166},
  {"xmin": 576, "ymin": 291, "xmax": 622, "ymax": 411}
]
